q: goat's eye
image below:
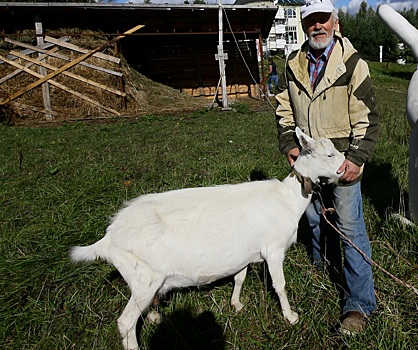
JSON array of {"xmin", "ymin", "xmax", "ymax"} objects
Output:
[{"xmin": 327, "ymin": 153, "xmax": 334, "ymax": 158}]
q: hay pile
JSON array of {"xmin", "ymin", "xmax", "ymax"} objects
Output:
[{"xmin": 0, "ymin": 29, "xmax": 210, "ymax": 124}]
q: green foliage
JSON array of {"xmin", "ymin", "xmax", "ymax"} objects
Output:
[
  {"xmin": 1, "ymin": 63, "xmax": 418, "ymax": 349},
  {"xmin": 339, "ymin": 1, "xmax": 417, "ymax": 62}
]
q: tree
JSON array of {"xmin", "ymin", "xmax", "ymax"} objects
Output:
[{"xmin": 338, "ymin": 1, "xmax": 402, "ymax": 62}]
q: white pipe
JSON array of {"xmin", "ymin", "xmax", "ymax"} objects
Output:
[
  {"xmin": 377, "ymin": 4, "xmax": 418, "ymax": 222},
  {"xmin": 378, "ymin": 5, "xmax": 418, "ymax": 60}
]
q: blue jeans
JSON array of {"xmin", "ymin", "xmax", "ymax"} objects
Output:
[
  {"xmin": 267, "ymin": 74, "xmax": 278, "ymax": 93},
  {"xmin": 305, "ymin": 182, "xmax": 376, "ymax": 316}
]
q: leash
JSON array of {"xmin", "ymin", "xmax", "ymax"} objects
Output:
[{"xmin": 314, "ymin": 187, "xmax": 418, "ymax": 297}]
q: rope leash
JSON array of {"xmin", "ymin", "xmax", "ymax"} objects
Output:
[{"xmin": 318, "ymin": 199, "xmax": 418, "ymax": 297}]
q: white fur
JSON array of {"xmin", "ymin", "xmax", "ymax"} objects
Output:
[{"xmin": 70, "ymin": 128, "xmax": 344, "ymax": 350}]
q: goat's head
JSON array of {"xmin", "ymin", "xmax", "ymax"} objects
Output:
[{"xmin": 293, "ymin": 127, "xmax": 345, "ymax": 187}]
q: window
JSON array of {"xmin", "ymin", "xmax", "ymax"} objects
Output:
[
  {"xmin": 275, "ymin": 19, "xmax": 286, "ymax": 25},
  {"xmin": 285, "ymin": 8, "xmax": 296, "ymax": 19},
  {"xmin": 286, "ymin": 26, "xmax": 297, "ymax": 44}
]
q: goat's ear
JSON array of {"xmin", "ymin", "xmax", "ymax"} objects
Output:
[{"xmin": 295, "ymin": 127, "xmax": 315, "ymax": 151}]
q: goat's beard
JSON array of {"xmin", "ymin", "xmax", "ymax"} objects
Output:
[{"xmin": 308, "ymin": 29, "xmax": 334, "ymax": 51}]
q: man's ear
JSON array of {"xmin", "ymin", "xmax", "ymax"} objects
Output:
[{"xmin": 334, "ymin": 19, "xmax": 339, "ymax": 30}]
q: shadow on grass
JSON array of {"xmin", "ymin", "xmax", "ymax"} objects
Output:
[
  {"xmin": 384, "ymin": 70, "xmax": 414, "ymax": 81},
  {"xmin": 362, "ymin": 162, "xmax": 409, "ymax": 218},
  {"xmin": 144, "ymin": 308, "xmax": 226, "ymax": 350}
]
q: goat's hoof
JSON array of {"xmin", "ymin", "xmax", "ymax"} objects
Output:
[
  {"xmin": 232, "ymin": 302, "xmax": 244, "ymax": 312},
  {"xmin": 146, "ymin": 310, "xmax": 162, "ymax": 324},
  {"xmin": 286, "ymin": 311, "xmax": 299, "ymax": 325}
]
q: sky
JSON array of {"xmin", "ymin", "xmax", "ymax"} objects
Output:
[{"xmin": 335, "ymin": 0, "xmax": 418, "ymax": 14}]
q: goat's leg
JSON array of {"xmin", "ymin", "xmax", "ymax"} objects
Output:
[
  {"xmin": 118, "ymin": 278, "xmax": 164, "ymax": 350},
  {"xmin": 231, "ymin": 267, "xmax": 247, "ymax": 311},
  {"xmin": 266, "ymin": 250, "xmax": 299, "ymax": 325},
  {"xmin": 118, "ymin": 296, "xmax": 143, "ymax": 350},
  {"xmin": 115, "ymin": 260, "xmax": 164, "ymax": 350}
]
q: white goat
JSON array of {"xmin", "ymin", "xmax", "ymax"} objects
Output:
[{"xmin": 70, "ymin": 127, "xmax": 344, "ymax": 350}]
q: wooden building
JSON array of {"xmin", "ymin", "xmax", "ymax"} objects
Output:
[{"xmin": 0, "ymin": 2, "xmax": 277, "ymax": 97}]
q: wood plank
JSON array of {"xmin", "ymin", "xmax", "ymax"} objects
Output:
[
  {"xmin": 0, "ymin": 37, "xmax": 69, "ymax": 64},
  {"xmin": 0, "ymin": 24, "xmax": 144, "ymax": 106},
  {"xmin": 0, "ymin": 46, "xmax": 59, "ymax": 84},
  {"xmin": 0, "ymin": 55, "xmax": 121, "ymax": 115},
  {"xmin": 44, "ymin": 36, "xmax": 120, "ymax": 64},
  {"xmin": 4, "ymin": 38, "xmax": 123, "ymax": 77},
  {"xmin": 10, "ymin": 101, "xmax": 65, "ymax": 118},
  {"xmin": 35, "ymin": 17, "xmax": 52, "ymax": 120},
  {"xmin": 10, "ymin": 50, "xmax": 126, "ymax": 97}
]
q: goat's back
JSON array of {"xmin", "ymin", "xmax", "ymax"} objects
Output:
[{"xmin": 102, "ymin": 179, "xmax": 299, "ymax": 282}]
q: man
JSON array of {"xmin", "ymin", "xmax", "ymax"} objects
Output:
[
  {"xmin": 275, "ymin": 0, "xmax": 379, "ymax": 335},
  {"xmin": 267, "ymin": 58, "xmax": 279, "ymax": 95}
]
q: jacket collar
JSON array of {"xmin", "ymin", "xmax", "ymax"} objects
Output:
[{"xmin": 288, "ymin": 31, "xmax": 350, "ymax": 97}]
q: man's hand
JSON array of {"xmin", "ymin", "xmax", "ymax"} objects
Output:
[
  {"xmin": 338, "ymin": 159, "xmax": 361, "ymax": 183},
  {"xmin": 286, "ymin": 148, "xmax": 300, "ymax": 168}
]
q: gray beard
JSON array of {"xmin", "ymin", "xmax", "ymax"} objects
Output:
[{"xmin": 308, "ymin": 31, "xmax": 334, "ymax": 51}]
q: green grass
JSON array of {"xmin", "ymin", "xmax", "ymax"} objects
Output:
[{"xmin": 1, "ymin": 62, "xmax": 418, "ymax": 349}]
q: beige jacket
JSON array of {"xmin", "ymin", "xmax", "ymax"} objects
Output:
[{"xmin": 276, "ymin": 32, "xmax": 379, "ymax": 167}]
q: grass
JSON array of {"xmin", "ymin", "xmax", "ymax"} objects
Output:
[{"xmin": 1, "ymin": 61, "xmax": 418, "ymax": 349}]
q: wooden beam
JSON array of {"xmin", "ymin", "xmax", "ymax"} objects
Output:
[
  {"xmin": 0, "ymin": 55, "xmax": 121, "ymax": 116},
  {"xmin": 0, "ymin": 24, "xmax": 144, "ymax": 106},
  {"xmin": 0, "ymin": 37, "xmax": 69, "ymax": 64},
  {"xmin": 35, "ymin": 15, "xmax": 52, "ymax": 120},
  {"xmin": 0, "ymin": 46, "xmax": 59, "ymax": 84},
  {"xmin": 10, "ymin": 50, "xmax": 126, "ymax": 97},
  {"xmin": 5, "ymin": 38, "xmax": 123, "ymax": 77},
  {"xmin": 44, "ymin": 36, "xmax": 120, "ymax": 64}
]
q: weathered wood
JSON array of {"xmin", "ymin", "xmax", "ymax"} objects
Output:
[
  {"xmin": 10, "ymin": 50, "xmax": 126, "ymax": 97},
  {"xmin": 10, "ymin": 101, "xmax": 65, "ymax": 118},
  {"xmin": 5, "ymin": 38, "xmax": 123, "ymax": 77},
  {"xmin": 0, "ymin": 24, "xmax": 143, "ymax": 106},
  {"xmin": 0, "ymin": 46, "xmax": 59, "ymax": 84},
  {"xmin": 35, "ymin": 17, "xmax": 52, "ymax": 120},
  {"xmin": 0, "ymin": 37, "xmax": 69, "ymax": 64},
  {"xmin": 0, "ymin": 55, "xmax": 121, "ymax": 115},
  {"xmin": 44, "ymin": 36, "xmax": 120, "ymax": 64}
]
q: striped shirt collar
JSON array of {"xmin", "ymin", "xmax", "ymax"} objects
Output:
[
  {"xmin": 307, "ymin": 38, "xmax": 336, "ymax": 63},
  {"xmin": 307, "ymin": 39, "xmax": 336, "ymax": 90}
]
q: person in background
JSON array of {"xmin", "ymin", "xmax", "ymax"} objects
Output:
[
  {"xmin": 267, "ymin": 58, "xmax": 278, "ymax": 96},
  {"xmin": 275, "ymin": 0, "xmax": 379, "ymax": 336}
]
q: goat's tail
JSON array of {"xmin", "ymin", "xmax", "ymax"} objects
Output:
[{"xmin": 70, "ymin": 236, "xmax": 110, "ymax": 264}]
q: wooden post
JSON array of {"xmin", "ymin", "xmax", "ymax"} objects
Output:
[
  {"xmin": 259, "ymin": 32, "xmax": 266, "ymax": 99},
  {"xmin": 35, "ymin": 14, "xmax": 52, "ymax": 120},
  {"xmin": 216, "ymin": 0, "xmax": 230, "ymax": 110},
  {"xmin": 113, "ymin": 37, "xmax": 126, "ymax": 111}
]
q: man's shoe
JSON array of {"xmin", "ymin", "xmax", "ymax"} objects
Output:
[{"xmin": 339, "ymin": 311, "xmax": 368, "ymax": 336}]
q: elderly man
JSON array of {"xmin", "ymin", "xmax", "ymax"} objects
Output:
[{"xmin": 275, "ymin": 0, "xmax": 379, "ymax": 335}]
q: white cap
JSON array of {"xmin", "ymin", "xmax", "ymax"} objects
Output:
[{"xmin": 301, "ymin": 0, "xmax": 335, "ymax": 20}]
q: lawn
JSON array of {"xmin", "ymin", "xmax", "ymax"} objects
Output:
[{"xmin": 1, "ymin": 61, "xmax": 417, "ymax": 349}]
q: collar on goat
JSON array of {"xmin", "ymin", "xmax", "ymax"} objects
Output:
[
  {"xmin": 291, "ymin": 170, "xmax": 337, "ymax": 214},
  {"xmin": 290, "ymin": 170, "xmax": 316, "ymax": 195}
]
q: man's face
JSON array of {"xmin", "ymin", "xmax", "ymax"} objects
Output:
[{"xmin": 302, "ymin": 12, "xmax": 337, "ymax": 51}]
